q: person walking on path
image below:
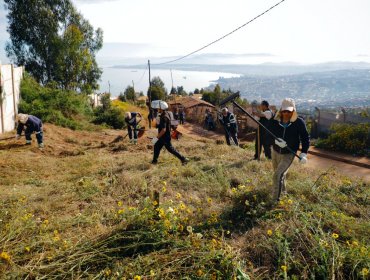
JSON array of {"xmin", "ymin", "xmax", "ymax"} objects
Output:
[
  {"xmin": 270, "ymin": 98, "xmax": 309, "ymax": 201},
  {"xmin": 151, "ymin": 101, "xmax": 189, "ymax": 165}
]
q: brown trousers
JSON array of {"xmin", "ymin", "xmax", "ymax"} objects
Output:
[{"xmin": 272, "ymin": 149, "xmax": 295, "ymax": 201}]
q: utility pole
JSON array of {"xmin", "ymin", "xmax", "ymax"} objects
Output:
[
  {"xmin": 148, "ymin": 60, "xmax": 151, "ymax": 105},
  {"xmin": 108, "ymin": 81, "xmax": 111, "ymax": 94},
  {"xmin": 170, "ymin": 69, "xmax": 174, "ymax": 90},
  {"xmin": 132, "ymin": 80, "xmax": 135, "ymax": 91}
]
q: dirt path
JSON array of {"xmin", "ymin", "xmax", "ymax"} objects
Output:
[{"xmin": 178, "ymin": 122, "xmax": 370, "ymax": 182}]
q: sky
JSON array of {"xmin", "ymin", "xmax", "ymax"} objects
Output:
[{"xmin": 1, "ymin": 0, "xmax": 370, "ymax": 65}]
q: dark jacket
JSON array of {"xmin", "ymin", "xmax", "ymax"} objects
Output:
[
  {"xmin": 17, "ymin": 115, "xmax": 42, "ymax": 135},
  {"xmin": 270, "ymin": 117, "xmax": 310, "ymax": 154},
  {"xmin": 219, "ymin": 112, "xmax": 238, "ymax": 132},
  {"xmin": 157, "ymin": 111, "xmax": 172, "ymax": 142},
  {"xmin": 125, "ymin": 112, "xmax": 138, "ymax": 127}
]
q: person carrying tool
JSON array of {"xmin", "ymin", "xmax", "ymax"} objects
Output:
[
  {"xmin": 16, "ymin": 114, "xmax": 44, "ymax": 148},
  {"xmin": 151, "ymin": 100, "xmax": 189, "ymax": 165},
  {"xmin": 252, "ymin": 100, "xmax": 274, "ymax": 160},
  {"xmin": 218, "ymin": 107, "xmax": 239, "ymax": 146},
  {"xmin": 125, "ymin": 111, "xmax": 142, "ymax": 144},
  {"xmin": 270, "ymin": 98, "xmax": 309, "ymax": 201}
]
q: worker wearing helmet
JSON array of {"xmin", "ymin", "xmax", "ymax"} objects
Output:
[{"xmin": 151, "ymin": 100, "xmax": 189, "ymax": 165}]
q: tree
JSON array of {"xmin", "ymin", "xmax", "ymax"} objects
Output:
[
  {"xmin": 177, "ymin": 86, "xmax": 187, "ymax": 96},
  {"xmin": 4, "ymin": 0, "xmax": 103, "ymax": 93},
  {"xmin": 170, "ymin": 87, "xmax": 177, "ymax": 95},
  {"xmin": 148, "ymin": 76, "xmax": 167, "ymax": 101},
  {"xmin": 124, "ymin": 86, "xmax": 136, "ymax": 102}
]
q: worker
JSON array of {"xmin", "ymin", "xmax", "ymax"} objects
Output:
[
  {"xmin": 270, "ymin": 98, "xmax": 309, "ymax": 202},
  {"xmin": 16, "ymin": 113, "xmax": 44, "ymax": 148},
  {"xmin": 252, "ymin": 100, "xmax": 274, "ymax": 159},
  {"xmin": 125, "ymin": 111, "xmax": 142, "ymax": 144},
  {"xmin": 218, "ymin": 107, "xmax": 239, "ymax": 146},
  {"xmin": 179, "ymin": 110, "xmax": 185, "ymax": 125},
  {"xmin": 151, "ymin": 100, "xmax": 189, "ymax": 165}
]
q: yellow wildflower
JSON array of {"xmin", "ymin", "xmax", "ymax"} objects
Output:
[
  {"xmin": 178, "ymin": 224, "xmax": 184, "ymax": 232},
  {"xmin": 105, "ymin": 268, "xmax": 111, "ymax": 276},
  {"xmin": 287, "ymin": 199, "xmax": 293, "ymax": 205},
  {"xmin": 352, "ymin": 241, "xmax": 359, "ymax": 247},
  {"xmin": 231, "ymin": 188, "xmax": 237, "ymax": 194},
  {"xmin": 197, "ymin": 269, "xmax": 204, "ymax": 276},
  {"xmin": 164, "ymin": 219, "xmax": 171, "ymax": 229},
  {"xmin": 117, "ymin": 201, "xmax": 123, "ymax": 207},
  {"xmin": 150, "ymin": 269, "xmax": 156, "ymax": 276},
  {"xmin": 25, "ymin": 247, "xmax": 31, "ymax": 252},
  {"xmin": 281, "ymin": 265, "xmax": 287, "ymax": 272},
  {"xmin": 179, "ymin": 202, "xmax": 186, "ymax": 210},
  {"xmin": 361, "ymin": 268, "xmax": 369, "ymax": 276},
  {"xmin": 211, "ymin": 272, "xmax": 217, "ymax": 280},
  {"xmin": 0, "ymin": 252, "xmax": 11, "ymax": 263},
  {"xmin": 157, "ymin": 208, "xmax": 166, "ymax": 219},
  {"xmin": 117, "ymin": 209, "xmax": 125, "ymax": 215},
  {"xmin": 162, "ymin": 186, "xmax": 167, "ymax": 193},
  {"xmin": 267, "ymin": 229, "xmax": 273, "ymax": 236},
  {"xmin": 134, "ymin": 276, "xmax": 141, "ymax": 280},
  {"xmin": 332, "ymin": 233, "xmax": 339, "ymax": 239},
  {"xmin": 176, "ymin": 193, "xmax": 182, "ymax": 199},
  {"xmin": 207, "ymin": 197, "xmax": 212, "ymax": 204},
  {"xmin": 152, "ymin": 200, "xmax": 158, "ymax": 206}
]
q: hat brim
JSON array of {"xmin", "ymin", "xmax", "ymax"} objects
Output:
[{"xmin": 281, "ymin": 106, "xmax": 294, "ymax": 112}]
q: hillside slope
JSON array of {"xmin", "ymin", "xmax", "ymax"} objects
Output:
[{"xmin": 0, "ymin": 124, "xmax": 369, "ymax": 279}]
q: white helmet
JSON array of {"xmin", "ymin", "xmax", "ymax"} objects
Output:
[
  {"xmin": 17, "ymin": 113, "xmax": 29, "ymax": 124},
  {"xmin": 151, "ymin": 100, "xmax": 168, "ymax": 110}
]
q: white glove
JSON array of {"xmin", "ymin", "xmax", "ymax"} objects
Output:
[
  {"xmin": 275, "ymin": 138, "xmax": 287, "ymax": 148},
  {"xmin": 152, "ymin": 137, "xmax": 158, "ymax": 145},
  {"xmin": 15, "ymin": 134, "xmax": 20, "ymax": 140},
  {"xmin": 299, "ymin": 153, "xmax": 307, "ymax": 164}
]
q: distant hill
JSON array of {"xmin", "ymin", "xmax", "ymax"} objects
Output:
[
  {"xmin": 114, "ymin": 61, "xmax": 370, "ymax": 76},
  {"xmin": 213, "ymin": 69, "xmax": 370, "ymax": 109}
]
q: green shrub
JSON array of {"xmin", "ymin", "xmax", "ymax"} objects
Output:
[
  {"xmin": 316, "ymin": 123, "xmax": 370, "ymax": 156},
  {"xmin": 19, "ymin": 73, "xmax": 93, "ymax": 130},
  {"xmin": 93, "ymin": 94, "xmax": 126, "ymax": 129}
]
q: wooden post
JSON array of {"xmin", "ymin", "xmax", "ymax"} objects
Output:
[{"xmin": 257, "ymin": 126, "xmax": 261, "ymax": 160}]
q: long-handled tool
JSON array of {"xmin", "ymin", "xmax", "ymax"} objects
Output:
[
  {"xmin": 0, "ymin": 134, "xmax": 24, "ymax": 141},
  {"xmin": 220, "ymin": 93, "xmax": 300, "ymax": 159}
]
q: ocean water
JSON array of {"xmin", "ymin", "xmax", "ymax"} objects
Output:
[{"xmin": 99, "ymin": 67, "xmax": 241, "ymax": 96}]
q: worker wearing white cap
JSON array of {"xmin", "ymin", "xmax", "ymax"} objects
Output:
[{"xmin": 269, "ymin": 98, "xmax": 310, "ymax": 201}]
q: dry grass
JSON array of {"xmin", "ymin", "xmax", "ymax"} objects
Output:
[{"xmin": 0, "ymin": 123, "xmax": 369, "ymax": 279}]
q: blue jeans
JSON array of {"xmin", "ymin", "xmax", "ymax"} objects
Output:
[{"xmin": 25, "ymin": 127, "xmax": 43, "ymax": 144}]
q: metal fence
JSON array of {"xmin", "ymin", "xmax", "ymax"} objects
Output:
[{"xmin": 0, "ymin": 64, "xmax": 24, "ymax": 134}]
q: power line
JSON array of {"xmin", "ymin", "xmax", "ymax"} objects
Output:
[
  {"xmin": 153, "ymin": 0, "xmax": 287, "ymax": 66},
  {"xmin": 134, "ymin": 66, "xmax": 148, "ymax": 85}
]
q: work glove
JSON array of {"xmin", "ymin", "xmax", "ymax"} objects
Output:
[
  {"xmin": 299, "ymin": 153, "xmax": 308, "ymax": 164},
  {"xmin": 15, "ymin": 134, "xmax": 20, "ymax": 140},
  {"xmin": 275, "ymin": 138, "xmax": 287, "ymax": 148},
  {"xmin": 152, "ymin": 137, "xmax": 158, "ymax": 145}
]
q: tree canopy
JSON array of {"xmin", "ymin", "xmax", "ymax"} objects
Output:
[
  {"xmin": 148, "ymin": 76, "xmax": 167, "ymax": 101},
  {"xmin": 4, "ymin": 0, "xmax": 103, "ymax": 94}
]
